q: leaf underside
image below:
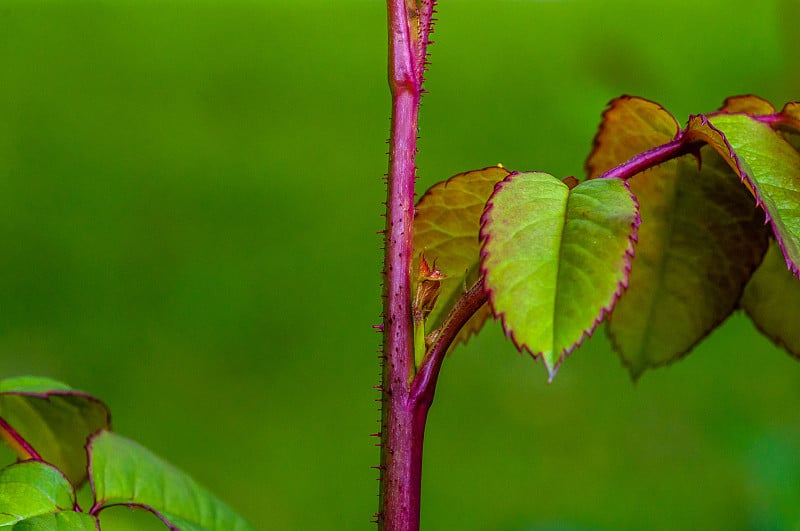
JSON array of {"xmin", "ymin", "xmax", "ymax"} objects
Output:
[
  {"xmin": 607, "ymin": 151, "xmax": 769, "ymax": 378},
  {"xmin": 480, "ymin": 171, "xmax": 638, "ymax": 380},
  {"xmin": 588, "ymin": 96, "xmax": 800, "ymax": 377},
  {"xmin": 0, "ymin": 377, "xmax": 110, "ymax": 486}
]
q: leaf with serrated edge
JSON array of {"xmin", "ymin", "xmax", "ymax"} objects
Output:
[
  {"xmin": 0, "ymin": 461, "xmax": 77, "ymax": 526},
  {"xmin": 0, "ymin": 377, "xmax": 110, "ymax": 486},
  {"xmin": 741, "ymin": 240, "xmax": 800, "ymax": 356},
  {"xmin": 480, "ymin": 172, "xmax": 638, "ymax": 380},
  {"xmin": 607, "ymin": 150, "xmax": 769, "ymax": 378},
  {"xmin": 586, "ymin": 96, "xmax": 679, "ymax": 179},
  {"xmin": 686, "ymin": 114, "xmax": 800, "ymax": 275},
  {"xmin": 89, "ymin": 430, "xmax": 254, "ymax": 531},
  {"xmin": 413, "ymin": 166, "xmax": 511, "ymax": 347}
]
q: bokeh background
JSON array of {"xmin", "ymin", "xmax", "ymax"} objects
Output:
[{"xmin": 0, "ymin": 0, "xmax": 799, "ymax": 529}]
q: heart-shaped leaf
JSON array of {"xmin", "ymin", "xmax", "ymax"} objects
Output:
[
  {"xmin": 0, "ymin": 377, "xmax": 110, "ymax": 486},
  {"xmin": 413, "ymin": 166, "xmax": 511, "ymax": 350},
  {"xmin": 88, "ymin": 430, "xmax": 254, "ymax": 531},
  {"xmin": 480, "ymin": 172, "xmax": 638, "ymax": 380}
]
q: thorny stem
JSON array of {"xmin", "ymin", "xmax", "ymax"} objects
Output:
[{"xmin": 378, "ymin": 1, "xmax": 434, "ymax": 530}]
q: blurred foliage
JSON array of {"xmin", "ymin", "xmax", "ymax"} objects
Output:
[{"xmin": 0, "ymin": 0, "xmax": 797, "ymax": 529}]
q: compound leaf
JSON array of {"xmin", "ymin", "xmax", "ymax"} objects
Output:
[
  {"xmin": 586, "ymin": 97, "xmax": 771, "ymax": 377},
  {"xmin": 88, "ymin": 430, "xmax": 254, "ymax": 531},
  {"xmin": 480, "ymin": 172, "xmax": 638, "ymax": 380},
  {"xmin": 0, "ymin": 377, "xmax": 110, "ymax": 486}
]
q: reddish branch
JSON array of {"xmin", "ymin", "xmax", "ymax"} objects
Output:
[
  {"xmin": 378, "ymin": 1, "xmax": 432, "ymax": 530},
  {"xmin": 411, "ymin": 279, "xmax": 488, "ymax": 407}
]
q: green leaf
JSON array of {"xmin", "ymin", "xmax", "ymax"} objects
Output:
[
  {"xmin": 607, "ymin": 151, "xmax": 770, "ymax": 377},
  {"xmin": 686, "ymin": 113, "xmax": 800, "ymax": 275},
  {"xmin": 0, "ymin": 461, "xmax": 76, "ymax": 526},
  {"xmin": 8, "ymin": 511, "xmax": 97, "ymax": 530},
  {"xmin": 413, "ymin": 166, "xmax": 510, "ymax": 348},
  {"xmin": 0, "ymin": 378, "xmax": 110, "ymax": 486},
  {"xmin": 89, "ymin": 430, "xmax": 254, "ymax": 531},
  {"xmin": 0, "ymin": 378, "xmax": 72, "ymax": 394},
  {"xmin": 741, "ymin": 240, "xmax": 800, "ymax": 356},
  {"xmin": 585, "ymin": 97, "xmax": 771, "ymax": 377},
  {"xmin": 480, "ymin": 172, "xmax": 638, "ymax": 380}
]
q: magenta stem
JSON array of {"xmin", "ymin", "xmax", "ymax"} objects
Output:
[
  {"xmin": 596, "ymin": 137, "xmax": 691, "ymax": 181},
  {"xmin": 411, "ymin": 279, "xmax": 488, "ymax": 408},
  {"xmin": 378, "ymin": 1, "xmax": 428, "ymax": 529}
]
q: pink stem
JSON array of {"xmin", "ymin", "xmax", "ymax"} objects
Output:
[
  {"xmin": 378, "ymin": 1, "xmax": 429, "ymax": 529},
  {"xmin": 411, "ymin": 279, "xmax": 488, "ymax": 408},
  {"xmin": 596, "ymin": 137, "xmax": 691, "ymax": 181}
]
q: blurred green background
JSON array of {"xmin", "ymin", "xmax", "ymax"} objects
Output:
[{"xmin": 0, "ymin": 0, "xmax": 798, "ymax": 529}]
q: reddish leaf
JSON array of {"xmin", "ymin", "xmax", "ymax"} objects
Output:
[
  {"xmin": 720, "ymin": 95, "xmax": 775, "ymax": 115},
  {"xmin": 607, "ymin": 150, "xmax": 769, "ymax": 378},
  {"xmin": 413, "ymin": 166, "xmax": 511, "ymax": 350},
  {"xmin": 586, "ymin": 96, "xmax": 679, "ymax": 179},
  {"xmin": 686, "ymin": 114, "xmax": 800, "ymax": 275}
]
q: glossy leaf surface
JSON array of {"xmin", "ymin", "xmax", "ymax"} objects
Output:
[
  {"xmin": 0, "ymin": 377, "xmax": 110, "ymax": 486},
  {"xmin": 0, "ymin": 461, "xmax": 81, "ymax": 527},
  {"xmin": 741, "ymin": 241, "xmax": 800, "ymax": 356},
  {"xmin": 686, "ymin": 113, "xmax": 800, "ymax": 275},
  {"xmin": 89, "ymin": 430, "xmax": 254, "ymax": 531},
  {"xmin": 480, "ymin": 172, "xmax": 638, "ymax": 379},
  {"xmin": 413, "ymin": 166, "xmax": 510, "ymax": 347}
]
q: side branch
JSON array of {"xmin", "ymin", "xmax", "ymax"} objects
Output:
[
  {"xmin": 410, "ymin": 278, "xmax": 489, "ymax": 408},
  {"xmin": 596, "ymin": 137, "xmax": 695, "ymax": 181}
]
